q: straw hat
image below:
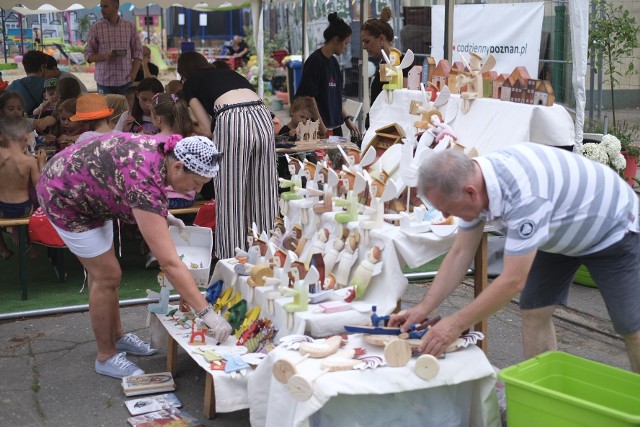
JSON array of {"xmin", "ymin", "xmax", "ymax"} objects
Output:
[{"xmin": 70, "ymin": 93, "xmax": 114, "ymax": 121}]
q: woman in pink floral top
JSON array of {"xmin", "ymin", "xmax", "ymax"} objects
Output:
[{"xmin": 37, "ymin": 133, "xmax": 232, "ymax": 379}]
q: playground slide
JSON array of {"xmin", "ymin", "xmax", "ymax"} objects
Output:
[
  {"xmin": 53, "ymin": 43, "xmax": 84, "ymax": 65},
  {"xmin": 148, "ymin": 44, "xmax": 169, "ymax": 71}
]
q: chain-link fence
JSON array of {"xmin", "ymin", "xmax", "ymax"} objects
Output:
[{"xmin": 261, "ymin": 0, "xmax": 639, "ymax": 129}]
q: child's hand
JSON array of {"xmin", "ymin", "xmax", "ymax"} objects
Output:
[
  {"xmin": 35, "ymin": 149, "xmax": 47, "ymax": 163},
  {"xmin": 43, "ymin": 134, "xmax": 57, "ymax": 144},
  {"xmin": 123, "ymin": 113, "xmax": 135, "ymax": 130}
]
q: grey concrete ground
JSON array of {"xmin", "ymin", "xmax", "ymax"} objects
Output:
[{"xmin": 0, "ymin": 280, "xmax": 630, "ymax": 427}]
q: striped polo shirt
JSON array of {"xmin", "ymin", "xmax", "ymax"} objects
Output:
[{"xmin": 460, "ymin": 143, "xmax": 639, "ymax": 256}]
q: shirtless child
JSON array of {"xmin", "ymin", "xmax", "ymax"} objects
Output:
[{"xmin": 0, "ymin": 116, "xmax": 47, "ymax": 259}]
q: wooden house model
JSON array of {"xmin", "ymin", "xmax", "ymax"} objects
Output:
[
  {"xmin": 431, "ymin": 59, "xmax": 451, "ymax": 91},
  {"xmin": 533, "ymin": 80, "xmax": 555, "ymax": 106}
]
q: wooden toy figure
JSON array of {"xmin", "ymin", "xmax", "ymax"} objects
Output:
[
  {"xmin": 147, "ymin": 271, "xmax": 173, "ymax": 314},
  {"xmin": 304, "ymin": 227, "xmax": 330, "ymax": 265},
  {"xmin": 323, "ymin": 232, "xmax": 345, "ymax": 275},
  {"xmin": 345, "ymin": 245, "xmax": 383, "ymax": 302},
  {"xmin": 189, "ymin": 318, "xmax": 208, "ymax": 346},
  {"xmin": 312, "ymin": 165, "xmax": 339, "ymax": 215},
  {"xmin": 333, "ymin": 232, "xmax": 360, "ymax": 288},
  {"xmin": 380, "ymin": 48, "xmax": 415, "ymax": 102},
  {"xmin": 360, "ymin": 176, "xmax": 399, "ymax": 244},
  {"xmin": 454, "ymin": 52, "xmax": 496, "ymax": 112},
  {"xmin": 282, "ymin": 266, "xmax": 319, "ymax": 328},
  {"xmin": 279, "ymin": 156, "xmax": 303, "ymax": 216}
]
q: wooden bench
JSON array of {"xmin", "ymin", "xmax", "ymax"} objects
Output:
[
  {"xmin": 168, "ymin": 200, "xmax": 208, "ymax": 217},
  {"xmin": 0, "ymin": 201, "xmax": 209, "ymax": 300},
  {"xmin": 0, "ymin": 217, "xmax": 65, "ymax": 300}
]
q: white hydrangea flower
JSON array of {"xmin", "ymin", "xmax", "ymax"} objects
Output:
[
  {"xmin": 581, "ymin": 143, "xmax": 609, "ymax": 165},
  {"xmin": 601, "ymin": 134, "xmax": 622, "ymax": 157},
  {"xmin": 612, "ymin": 152, "xmax": 626, "ymax": 171}
]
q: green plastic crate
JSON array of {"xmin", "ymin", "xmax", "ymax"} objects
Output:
[
  {"xmin": 574, "ymin": 264, "xmax": 597, "ymax": 288},
  {"xmin": 498, "ymin": 351, "xmax": 640, "ymax": 427}
]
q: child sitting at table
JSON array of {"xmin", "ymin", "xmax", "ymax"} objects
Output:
[
  {"xmin": 0, "ymin": 116, "xmax": 47, "ymax": 259},
  {"xmin": 74, "ymin": 94, "xmax": 121, "ymax": 144},
  {"xmin": 114, "ymin": 78, "xmax": 163, "ymax": 134},
  {"xmin": 32, "ymin": 79, "xmax": 59, "ymax": 149},
  {"xmin": 32, "ymin": 78, "xmax": 58, "ymax": 119},
  {"xmin": 56, "ymin": 99, "xmax": 86, "ymax": 149},
  {"xmin": 279, "ymin": 96, "xmax": 327, "ymax": 141},
  {"xmin": 0, "ymin": 91, "xmax": 56, "ymax": 148}
]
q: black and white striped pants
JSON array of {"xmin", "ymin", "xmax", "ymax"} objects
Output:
[{"xmin": 212, "ymin": 102, "xmax": 278, "ymax": 259}]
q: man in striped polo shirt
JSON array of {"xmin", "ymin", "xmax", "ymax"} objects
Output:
[{"xmin": 390, "ymin": 143, "xmax": 640, "ymax": 372}]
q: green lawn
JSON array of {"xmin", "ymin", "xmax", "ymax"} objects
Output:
[
  {"xmin": 0, "ymin": 236, "xmax": 163, "ymax": 314},
  {"xmin": 1, "ymin": 234, "xmax": 444, "ymax": 314}
]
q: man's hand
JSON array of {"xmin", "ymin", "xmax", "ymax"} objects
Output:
[
  {"xmin": 418, "ymin": 315, "xmax": 464, "ymax": 357},
  {"xmin": 388, "ymin": 306, "xmax": 430, "ymax": 332},
  {"xmin": 202, "ymin": 311, "xmax": 232, "ymax": 343}
]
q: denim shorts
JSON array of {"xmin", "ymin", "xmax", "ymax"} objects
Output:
[{"xmin": 520, "ymin": 231, "xmax": 640, "ymax": 336}]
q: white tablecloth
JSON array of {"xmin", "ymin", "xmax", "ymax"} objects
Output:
[
  {"xmin": 363, "ymin": 89, "xmax": 575, "ymax": 155},
  {"xmin": 211, "ymin": 218, "xmax": 456, "ymax": 339},
  {"xmin": 153, "ymin": 311, "xmax": 250, "ymax": 413},
  {"xmin": 248, "ymin": 334, "xmax": 501, "ymax": 427}
]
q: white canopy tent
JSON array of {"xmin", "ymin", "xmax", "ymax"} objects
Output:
[{"xmin": 8, "ymin": 0, "xmax": 589, "ymax": 140}]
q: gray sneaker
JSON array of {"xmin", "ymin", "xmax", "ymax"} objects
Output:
[
  {"xmin": 95, "ymin": 352, "xmax": 144, "ymax": 378},
  {"xmin": 116, "ymin": 333, "xmax": 157, "ymax": 356}
]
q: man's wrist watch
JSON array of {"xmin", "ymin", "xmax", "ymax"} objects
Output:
[{"xmin": 344, "ymin": 115, "xmax": 353, "ymax": 122}]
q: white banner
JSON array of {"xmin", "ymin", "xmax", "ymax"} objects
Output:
[{"xmin": 432, "ymin": 3, "xmax": 544, "ymax": 75}]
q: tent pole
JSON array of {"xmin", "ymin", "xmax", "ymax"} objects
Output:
[
  {"xmin": 1, "ymin": 8, "xmax": 7, "ymax": 63},
  {"xmin": 19, "ymin": 12, "xmax": 24, "ymax": 55},
  {"xmin": 444, "ymin": 0, "xmax": 453, "ymax": 62}
]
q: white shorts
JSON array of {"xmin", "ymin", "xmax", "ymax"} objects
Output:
[{"xmin": 52, "ymin": 221, "xmax": 114, "ymax": 258}]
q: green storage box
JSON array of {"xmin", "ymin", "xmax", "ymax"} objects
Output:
[
  {"xmin": 498, "ymin": 351, "xmax": 640, "ymax": 427},
  {"xmin": 574, "ymin": 264, "xmax": 597, "ymax": 288}
]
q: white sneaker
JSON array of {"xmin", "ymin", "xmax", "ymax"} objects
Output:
[
  {"xmin": 95, "ymin": 352, "xmax": 144, "ymax": 378},
  {"xmin": 116, "ymin": 333, "xmax": 157, "ymax": 356}
]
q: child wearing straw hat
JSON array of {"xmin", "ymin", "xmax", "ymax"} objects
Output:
[{"xmin": 72, "ymin": 93, "xmax": 127, "ymax": 145}]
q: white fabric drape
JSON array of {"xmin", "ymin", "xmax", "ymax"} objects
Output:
[{"xmin": 569, "ymin": 0, "xmax": 589, "ymax": 147}]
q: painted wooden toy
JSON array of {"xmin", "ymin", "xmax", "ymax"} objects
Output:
[
  {"xmin": 380, "ymin": 48, "xmax": 415, "ymax": 102},
  {"xmin": 287, "ymin": 349, "xmax": 361, "ymax": 401},
  {"xmin": 333, "ymin": 231, "xmax": 359, "ymax": 289},
  {"xmin": 345, "ymin": 245, "xmax": 383, "ymax": 301},
  {"xmin": 189, "ymin": 318, "xmax": 208, "ymax": 346}
]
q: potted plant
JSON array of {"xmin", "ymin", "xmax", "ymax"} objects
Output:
[{"xmin": 588, "ymin": 0, "xmax": 639, "ymax": 130}]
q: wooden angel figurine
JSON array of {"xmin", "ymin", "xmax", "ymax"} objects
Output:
[
  {"xmin": 323, "ymin": 231, "xmax": 346, "ymax": 275},
  {"xmin": 282, "ymin": 266, "xmax": 319, "ymax": 327},
  {"xmin": 361, "ymin": 177, "xmax": 398, "ymax": 245},
  {"xmin": 380, "ymin": 47, "xmax": 415, "ymax": 102},
  {"xmin": 333, "ymin": 231, "xmax": 360, "ymax": 288},
  {"xmin": 304, "ymin": 227, "xmax": 330, "ymax": 265},
  {"xmin": 345, "ymin": 245, "xmax": 383, "ymax": 302},
  {"xmin": 312, "ymin": 165, "xmax": 339, "ymax": 215},
  {"xmin": 279, "ymin": 156, "xmax": 303, "ymax": 216}
]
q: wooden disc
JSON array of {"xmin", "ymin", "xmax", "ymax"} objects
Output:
[
  {"xmin": 383, "ymin": 339, "xmax": 412, "ymax": 367},
  {"xmin": 414, "ymin": 354, "xmax": 440, "ymax": 380},
  {"xmin": 288, "ymin": 374, "xmax": 314, "ymax": 401},
  {"xmin": 272, "ymin": 359, "xmax": 297, "ymax": 384},
  {"xmin": 363, "ymin": 334, "xmax": 399, "ymax": 347}
]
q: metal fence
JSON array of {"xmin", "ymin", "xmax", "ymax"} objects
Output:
[{"xmin": 261, "ymin": 0, "xmax": 640, "ymax": 129}]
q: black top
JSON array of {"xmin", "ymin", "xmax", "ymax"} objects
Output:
[
  {"xmin": 182, "ymin": 68, "xmax": 255, "ymax": 114},
  {"xmin": 135, "ymin": 62, "xmax": 159, "ymax": 82},
  {"xmin": 227, "ymin": 40, "xmax": 250, "ymax": 60},
  {"xmin": 295, "ymin": 49, "xmax": 343, "ymax": 129}
]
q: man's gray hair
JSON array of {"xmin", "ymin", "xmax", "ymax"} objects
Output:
[
  {"xmin": 418, "ymin": 150, "xmax": 474, "ymax": 199},
  {"xmin": 0, "ymin": 116, "xmax": 32, "ymax": 145}
]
